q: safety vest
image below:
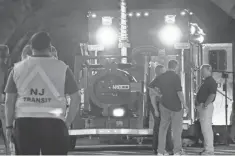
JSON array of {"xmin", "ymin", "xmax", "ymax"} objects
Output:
[{"xmin": 13, "ymin": 56, "xmax": 68, "ymax": 121}]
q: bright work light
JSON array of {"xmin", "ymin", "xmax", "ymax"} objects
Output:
[
  {"xmin": 112, "ymin": 108, "xmax": 125, "ymax": 117},
  {"xmin": 191, "ymin": 35, "xmax": 204, "ymax": 44},
  {"xmin": 96, "ymin": 26, "xmax": 118, "ymax": 47},
  {"xmin": 158, "ymin": 24, "xmax": 182, "ymax": 46},
  {"xmin": 197, "ymin": 35, "xmax": 204, "ymax": 43}
]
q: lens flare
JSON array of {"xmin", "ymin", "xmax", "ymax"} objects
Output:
[
  {"xmin": 158, "ymin": 24, "xmax": 182, "ymax": 46},
  {"xmin": 96, "ymin": 27, "xmax": 118, "ymax": 47}
]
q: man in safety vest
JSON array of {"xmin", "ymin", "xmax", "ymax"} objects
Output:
[{"xmin": 4, "ymin": 31, "xmax": 80, "ymax": 155}]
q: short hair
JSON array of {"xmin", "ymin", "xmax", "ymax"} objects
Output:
[
  {"xmin": 0, "ymin": 45, "xmax": 9, "ymax": 58},
  {"xmin": 31, "ymin": 31, "xmax": 51, "ymax": 51},
  {"xmin": 200, "ymin": 64, "xmax": 212, "ymax": 72},
  {"xmin": 155, "ymin": 64, "xmax": 164, "ymax": 74},
  {"xmin": 168, "ymin": 59, "xmax": 178, "ymax": 70}
]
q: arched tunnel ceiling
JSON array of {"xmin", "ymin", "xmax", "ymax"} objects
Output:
[
  {"xmin": 211, "ymin": 0, "xmax": 235, "ymax": 19},
  {"xmin": 1, "ymin": 0, "xmax": 235, "ymax": 68}
]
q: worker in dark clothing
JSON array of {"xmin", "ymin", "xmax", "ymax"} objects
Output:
[
  {"xmin": 149, "ymin": 60, "xmax": 188, "ymax": 156},
  {"xmin": 0, "ymin": 45, "xmax": 10, "ymax": 154},
  {"xmin": 195, "ymin": 64, "xmax": 217, "ymax": 155},
  {"xmin": 149, "ymin": 65, "xmax": 173, "ymax": 155},
  {"xmin": 4, "ymin": 32, "xmax": 80, "ymax": 155}
]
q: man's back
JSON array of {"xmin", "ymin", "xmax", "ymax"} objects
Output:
[{"xmin": 155, "ymin": 71, "xmax": 182, "ymax": 112}]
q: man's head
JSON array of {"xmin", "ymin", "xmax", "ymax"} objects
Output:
[
  {"xmin": 0, "ymin": 45, "xmax": 9, "ymax": 64},
  {"xmin": 168, "ymin": 59, "xmax": 179, "ymax": 72},
  {"xmin": 200, "ymin": 64, "xmax": 212, "ymax": 78},
  {"xmin": 30, "ymin": 31, "xmax": 51, "ymax": 55},
  {"xmin": 21, "ymin": 44, "xmax": 58, "ymax": 60},
  {"xmin": 155, "ymin": 64, "xmax": 165, "ymax": 76}
]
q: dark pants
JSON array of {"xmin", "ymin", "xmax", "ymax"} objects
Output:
[
  {"xmin": 14, "ymin": 118, "xmax": 69, "ymax": 155},
  {"xmin": 153, "ymin": 116, "xmax": 173, "ymax": 153}
]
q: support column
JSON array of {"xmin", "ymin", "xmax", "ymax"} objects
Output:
[{"xmin": 143, "ymin": 55, "xmax": 151, "ymax": 128}]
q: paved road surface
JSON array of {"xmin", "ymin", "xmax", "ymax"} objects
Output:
[
  {"xmin": 69, "ymin": 145, "xmax": 235, "ymax": 155},
  {"xmin": 0, "ymin": 142, "xmax": 234, "ymax": 155}
]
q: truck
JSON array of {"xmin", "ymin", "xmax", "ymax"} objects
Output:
[{"xmin": 68, "ymin": 8, "xmax": 234, "ymax": 149}]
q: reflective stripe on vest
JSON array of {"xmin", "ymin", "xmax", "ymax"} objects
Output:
[
  {"xmin": 15, "ymin": 106, "xmax": 66, "ymax": 121},
  {"xmin": 15, "ymin": 64, "xmax": 67, "ymax": 120},
  {"xmin": 20, "ymin": 65, "xmax": 62, "ymax": 100}
]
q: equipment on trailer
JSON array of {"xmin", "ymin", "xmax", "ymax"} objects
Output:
[{"xmin": 69, "ymin": 43, "xmax": 155, "ymax": 149}]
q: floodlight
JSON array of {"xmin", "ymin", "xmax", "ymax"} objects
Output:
[
  {"xmin": 196, "ymin": 35, "xmax": 204, "ymax": 43},
  {"xmin": 180, "ymin": 11, "xmax": 186, "ymax": 16},
  {"xmin": 128, "ymin": 12, "xmax": 133, "ymax": 17},
  {"xmin": 96, "ymin": 26, "xmax": 118, "ymax": 47},
  {"xmin": 190, "ymin": 25, "xmax": 197, "ymax": 35},
  {"xmin": 112, "ymin": 108, "xmax": 125, "ymax": 117},
  {"xmin": 144, "ymin": 12, "xmax": 149, "ymax": 16},
  {"xmin": 91, "ymin": 13, "xmax": 97, "ymax": 18},
  {"xmin": 136, "ymin": 12, "xmax": 141, "ymax": 17},
  {"xmin": 158, "ymin": 24, "xmax": 182, "ymax": 46}
]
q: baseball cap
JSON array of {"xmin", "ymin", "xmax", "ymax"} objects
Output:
[{"xmin": 31, "ymin": 32, "xmax": 51, "ymax": 51}]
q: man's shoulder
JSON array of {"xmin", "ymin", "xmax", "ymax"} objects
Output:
[
  {"xmin": 56, "ymin": 60, "xmax": 68, "ymax": 69},
  {"xmin": 208, "ymin": 76, "xmax": 217, "ymax": 85},
  {"xmin": 13, "ymin": 59, "xmax": 26, "ymax": 68},
  {"xmin": 158, "ymin": 71, "xmax": 173, "ymax": 79}
]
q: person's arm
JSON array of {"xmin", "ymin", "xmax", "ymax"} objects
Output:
[
  {"xmin": 204, "ymin": 80, "xmax": 217, "ymax": 107},
  {"xmin": 149, "ymin": 88, "xmax": 161, "ymax": 97},
  {"xmin": 64, "ymin": 67, "xmax": 80, "ymax": 126},
  {"xmin": 4, "ymin": 70, "xmax": 18, "ymax": 127},
  {"xmin": 174, "ymin": 75, "xmax": 187, "ymax": 108},
  {"xmin": 149, "ymin": 89, "xmax": 159, "ymax": 111},
  {"xmin": 148, "ymin": 77, "xmax": 160, "ymax": 89}
]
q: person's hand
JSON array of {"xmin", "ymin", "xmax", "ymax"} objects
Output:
[
  {"xmin": 154, "ymin": 110, "xmax": 160, "ymax": 117},
  {"xmin": 202, "ymin": 103, "xmax": 208, "ymax": 109},
  {"xmin": 65, "ymin": 121, "xmax": 71, "ymax": 129}
]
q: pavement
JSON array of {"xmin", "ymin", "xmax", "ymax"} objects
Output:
[
  {"xmin": 0, "ymin": 139, "xmax": 235, "ymax": 155},
  {"xmin": 68, "ymin": 144, "xmax": 235, "ymax": 155}
]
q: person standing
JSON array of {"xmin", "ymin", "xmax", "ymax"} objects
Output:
[
  {"xmin": 195, "ymin": 64, "xmax": 217, "ymax": 155},
  {"xmin": 149, "ymin": 60, "xmax": 188, "ymax": 156},
  {"xmin": 0, "ymin": 45, "xmax": 9, "ymax": 102},
  {"xmin": 4, "ymin": 31, "xmax": 80, "ymax": 155},
  {"xmin": 0, "ymin": 45, "xmax": 10, "ymax": 153},
  {"xmin": 149, "ymin": 64, "xmax": 173, "ymax": 155}
]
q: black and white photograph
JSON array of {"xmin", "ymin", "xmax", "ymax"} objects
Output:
[{"xmin": 0, "ymin": 0, "xmax": 235, "ymax": 155}]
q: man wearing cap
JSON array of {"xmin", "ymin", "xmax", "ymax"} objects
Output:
[{"xmin": 4, "ymin": 31, "xmax": 80, "ymax": 155}]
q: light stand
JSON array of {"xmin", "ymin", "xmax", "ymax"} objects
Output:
[{"xmin": 222, "ymin": 72, "xmax": 229, "ymax": 145}]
